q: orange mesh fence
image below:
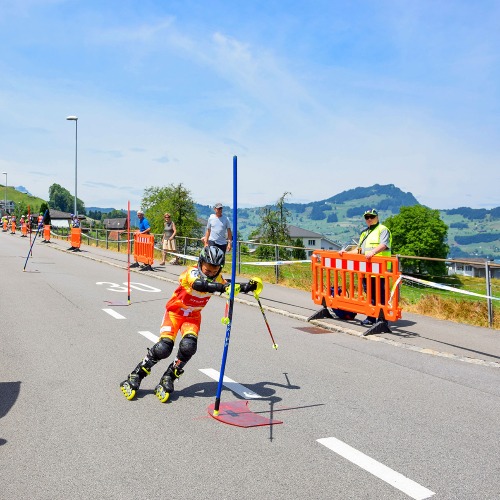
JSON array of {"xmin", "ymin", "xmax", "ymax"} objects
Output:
[
  {"xmin": 311, "ymin": 250, "xmax": 402, "ymax": 322},
  {"xmin": 133, "ymin": 233, "xmax": 155, "ymax": 266}
]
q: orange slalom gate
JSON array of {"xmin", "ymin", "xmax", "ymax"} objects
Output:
[
  {"xmin": 308, "ymin": 250, "xmax": 402, "ymax": 335},
  {"xmin": 43, "ymin": 225, "xmax": 51, "ymax": 242},
  {"xmin": 70, "ymin": 227, "xmax": 82, "ymax": 250},
  {"xmin": 133, "ymin": 233, "xmax": 155, "ymax": 267}
]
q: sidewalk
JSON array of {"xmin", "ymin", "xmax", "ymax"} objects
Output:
[{"xmin": 45, "ymin": 236, "xmax": 500, "ymax": 368}]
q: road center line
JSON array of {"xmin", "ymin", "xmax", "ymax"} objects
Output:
[
  {"xmin": 199, "ymin": 368, "xmax": 262, "ymax": 399},
  {"xmin": 138, "ymin": 330, "xmax": 159, "ymax": 343},
  {"xmin": 317, "ymin": 437, "xmax": 435, "ymax": 500},
  {"xmin": 102, "ymin": 308, "xmax": 126, "ymax": 320}
]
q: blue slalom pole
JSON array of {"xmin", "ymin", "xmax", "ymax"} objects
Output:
[
  {"xmin": 23, "ymin": 209, "xmax": 49, "ymax": 271},
  {"xmin": 213, "ymin": 156, "xmax": 238, "ymax": 416}
]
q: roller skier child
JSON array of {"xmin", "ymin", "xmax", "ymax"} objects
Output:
[{"xmin": 120, "ymin": 246, "xmax": 262, "ymax": 403}]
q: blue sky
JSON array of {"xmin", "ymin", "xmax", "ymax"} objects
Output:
[{"xmin": 0, "ymin": 0, "xmax": 499, "ymax": 211}]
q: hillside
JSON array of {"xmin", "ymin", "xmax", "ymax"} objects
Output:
[
  {"xmin": 197, "ymin": 183, "xmax": 421, "ymax": 242},
  {"xmin": 0, "ymin": 184, "xmax": 46, "ymax": 213},
  {"xmin": 7, "ymin": 183, "xmax": 499, "ymax": 260},
  {"xmin": 196, "ymin": 184, "xmax": 500, "ymax": 260}
]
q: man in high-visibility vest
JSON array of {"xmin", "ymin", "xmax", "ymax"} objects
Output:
[
  {"xmin": 339, "ymin": 208, "xmax": 392, "ymax": 325},
  {"xmin": 357, "ymin": 208, "xmax": 392, "ymax": 325}
]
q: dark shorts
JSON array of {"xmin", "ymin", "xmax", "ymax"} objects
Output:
[{"xmin": 208, "ymin": 240, "xmax": 227, "ymax": 254}]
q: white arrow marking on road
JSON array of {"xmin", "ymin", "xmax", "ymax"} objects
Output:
[
  {"xmin": 199, "ymin": 368, "xmax": 262, "ymax": 399},
  {"xmin": 138, "ymin": 331, "xmax": 159, "ymax": 343},
  {"xmin": 317, "ymin": 437, "xmax": 435, "ymax": 500},
  {"xmin": 102, "ymin": 308, "xmax": 126, "ymax": 320}
]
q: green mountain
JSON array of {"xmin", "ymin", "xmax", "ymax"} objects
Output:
[
  {"xmin": 10, "ymin": 183, "xmax": 499, "ymax": 260},
  {"xmin": 0, "ymin": 184, "xmax": 46, "ymax": 213},
  {"xmin": 196, "ymin": 183, "xmax": 420, "ymax": 243},
  {"xmin": 196, "ymin": 184, "xmax": 500, "ymax": 260}
]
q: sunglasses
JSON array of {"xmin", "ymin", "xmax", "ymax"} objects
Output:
[{"xmin": 364, "ymin": 214, "xmax": 376, "ymax": 220}]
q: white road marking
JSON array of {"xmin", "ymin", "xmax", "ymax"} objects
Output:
[
  {"xmin": 138, "ymin": 330, "xmax": 159, "ymax": 343},
  {"xmin": 130, "ymin": 334, "xmax": 261, "ymax": 400},
  {"xmin": 199, "ymin": 368, "xmax": 262, "ymax": 399},
  {"xmin": 317, "ymin": 437, "xmax": 435, "ymax": 500},
  {"xmin": 102, "ymin": 308, "xmax": 126, "ymax": 320}
]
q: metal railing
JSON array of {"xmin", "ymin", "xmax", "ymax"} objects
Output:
[{"xmin": 50, "ymin": 227, "xmax": 499, "ymax": 326}]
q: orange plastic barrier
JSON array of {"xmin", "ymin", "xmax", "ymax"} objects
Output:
[
  {"xmin": 21, "ymin": 222, "xmax": 28, "ymax": 237},
  {"xmin": 133, "ymin": 233, "xmax": 155, "ymax": 266},
  {"xmin": 309, "ymin": 250, "xmax": 402, "ymax": 324},
  {"xmin": 43, "ymin": 225, "xmax": 51, "ymax": 242},
  {"xmin": 70, "ymin": 227, "xmax": 82, "ymax": 249}
]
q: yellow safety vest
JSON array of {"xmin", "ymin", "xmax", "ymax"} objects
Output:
[{"xmin": 359, "ymin": 224, "xmax": 392, "ymax": 257}]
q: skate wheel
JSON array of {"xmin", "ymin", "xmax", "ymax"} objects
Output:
[
  {"xmin": 120, "ymin": 382, "xmax": 136, "ymax": 401},
  {"xmin": 155, "ymin": 384, "xmax": 170, "ymax": 403}
]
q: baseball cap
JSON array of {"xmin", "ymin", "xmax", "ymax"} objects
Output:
[
  {"xmin": 213, "ymin": 203, "xmax": 223, "ymax": 209},
  {"xmin": 363, "ymin": 208, "xmax": 378, "ymax": 217}
]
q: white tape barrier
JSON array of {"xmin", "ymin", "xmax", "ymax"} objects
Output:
[
  {"xmin": 166, "ymin": 251, "xmax": 199, "ymax": 262},
  {"xmin": 161, "ymin": 248, "xmax": 309, "ymax": 266},
  {"xmin": 242, "ymin": 259, "xmax": 310, "ymax": 266},
  {"xmin": 388, "ymin": 275, "xmax": 499, "ymax": 306}
]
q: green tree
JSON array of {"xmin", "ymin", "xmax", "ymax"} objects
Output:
[
  {"xmin": 106, "ymin": 209, "xmax": 127, "ymax": 219},
  {"xmin": 48, "ymin": 183, "xmax": 85, "ymax": 214},
  {"xmin": 253, "ymin": 192, "xmax": 293, "ymax": 259},
  {"xmin": 384, "ymin": 205, "xmax": 449, "ymax": 276},
  {"xmin": 14, "ymin": 200, "xmax": 28, "ymax": 220},
  {"xmin": 87, "ymin": 210, "xmax": 102, "ymax": 220},
  {"xmin": 292, "ymin": 238, "xmax": 307, "ymax": 259},
  {"xmin": 141, "ymin": 183, "xmax": 200, "ymax": 238}
]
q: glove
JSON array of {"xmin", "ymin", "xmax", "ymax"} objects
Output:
[
  {"xmin": 240, "ymin": 282, "xmax": 256, "ymax": 294},
  {"xmin": 250, "ymin": 277, "xmax": 263, "ymax": 298},
  {"xmin": 240, "ymin": 277, "xmax": 263, "ymax": 298},
  {"xmin": 225, "ymin": 283, "xmax": 240, "ymax": 298}
]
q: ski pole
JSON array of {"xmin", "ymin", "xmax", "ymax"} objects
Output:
[
  {"xmin": 23, "ymin": 209, "xmax": 48, "ymax": 271},
  {"xmin": 254, "ymin": 294, "xmax": 278, "ymax": 350}
]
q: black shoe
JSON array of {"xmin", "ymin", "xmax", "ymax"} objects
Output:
[
  {"xmin": 361, "ymin": 318, "xmax": 375, "ymax": 326},
  {"xmin": 120, "ymin": 373, "xmax": 141, "ymax": 400},
  {"xmin": 129, "ymin": 262, "xmax": 140, "ymax": 268},
  {"xmin": 154, "ymin": 363, "xmax": 183, "ymax": 403}
]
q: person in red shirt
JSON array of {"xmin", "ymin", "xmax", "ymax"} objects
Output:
[{"xmin": 120, "ymin": 246, "xmax": 261, "ymax": 403}]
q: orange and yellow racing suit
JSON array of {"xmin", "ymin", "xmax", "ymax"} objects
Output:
[{"xmin": 159, "ymin": 266, "xmax": 226, "ymax": 342}]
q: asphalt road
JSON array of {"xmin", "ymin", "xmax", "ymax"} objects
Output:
[{"xmin": 1, "ymin": 234, "xmax": 499, "ymax": 500}]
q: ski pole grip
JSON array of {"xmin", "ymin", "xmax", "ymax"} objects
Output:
[{"xmin": 251, "ymin": 277, "xmax": 264, "ymax": 299}]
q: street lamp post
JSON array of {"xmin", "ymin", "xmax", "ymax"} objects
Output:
[
  {"xmin": 2, "ymin": 172, "xmax": 7, "ymax": 215},
  {"xmin": 66, "ymin": 116, "xmax": 78, "ymax": 216}
]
